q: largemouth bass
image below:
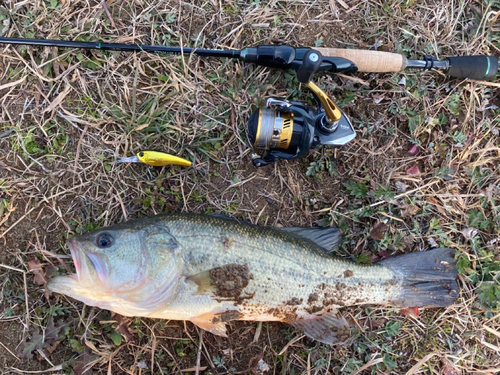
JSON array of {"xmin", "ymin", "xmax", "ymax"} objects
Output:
[{"xmin": 48, "ymin": 213, "xmax": 459, "ymax": 344}]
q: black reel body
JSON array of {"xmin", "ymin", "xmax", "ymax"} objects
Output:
[{"xmin": 247, "ymin": 99, "xmax": 355, "ymax": 167}]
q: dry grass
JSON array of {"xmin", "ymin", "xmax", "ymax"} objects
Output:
[{"xmin": 0, "ymin": 0, "xmax": 499, "ymax": 374}]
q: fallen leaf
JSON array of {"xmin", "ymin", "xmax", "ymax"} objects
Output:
[
  {"xmin": 373, "ymin": 94, "xmax": 385, "ymax": 104},
  {"xmin": 44, "ymin": 339, "xmax": 63, "ymax": 355},
  {"xmin": 461, "ymin": 227, "xmax": 478, "ymax": 239},
  {"xmin": 369, "ymin": 221, "xmax": 389, "ymax": 240},
  {"xmin": 379, "ymin": 250, "xmax": 390, "ymax": 259},
  {"xmin": 408, "ymin": 144, "xmax": 420, "ymax": 156},
  {"xmin": 402, "ymin": 233, "xmax": 415, "ymax": 250},
  {"xmin": 257, "ymin": 359, "xmax": 271, "ymax": 374},
  {"xmin": 406, "ymin": 165, "xmax": 420, "ymax": 175},
  {"xmin": 248, "ymin": 352, "xmax": 265, "ymax": 374},
  {"xmin": 18, "ymin": 316, "xmax": 69, "ymax": 359},
  {"xmin": 427, "ymin": 237, "xmax": 439, "ymax": 248},
  {"xmin": 28, "ymin": 258, "xmax": 46, "ymax": 286},
  {"xmin": 18, "ymin": 329, "xmax": 44, "ymax": 359},
  {"xmin": 73, "ymin": 345, "xmax": 97, "ymax": 375},
  {"xmin": 44, "ymin": 85, "xmax": 72, "ymax": 113},
  {"xmin": 441, "ymin": 359, "xmax": 460, "ymax": 375},
  {"xmin": 113, "ymin": 314, "xmax": 134, "ymax": 342},
  {"xmin": 400, "ymin": 306, "xmax": 419, "ymax": 317},
  {"xmin": 400, "ymin": 204, "xmax": 419, "ymax": 218},
  {"xmin": 395, "ymin": 181, "xmax": 407, "ymax": 192}
]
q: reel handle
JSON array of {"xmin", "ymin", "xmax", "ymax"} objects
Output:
[{"xmin": 297, "ymin": 49, "xmax": 323, "ymax": 83}]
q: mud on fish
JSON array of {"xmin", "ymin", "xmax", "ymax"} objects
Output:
[{"xmin": 48, "ymin": 213, "xmax": 459, "ymax": 345}]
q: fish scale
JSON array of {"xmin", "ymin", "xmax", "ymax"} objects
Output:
[{"xmin": 167, "ymin": 217, "xmax": 396, "ymax": 311}]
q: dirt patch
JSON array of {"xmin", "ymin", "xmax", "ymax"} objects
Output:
[
  {"xmin": 0, "ymin": 321, "xmax": 24, "ymax": 370},
  {"xmin": 343, "ymin": 269, "xmax": 353, "ymax": 278},
  {"xmin": 210, "ymin": 263, "xmax": 254, "ymax": 301}
]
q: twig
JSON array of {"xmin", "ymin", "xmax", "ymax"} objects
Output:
[
  {"xmin": 100, "ymin": 0, "xmax": 116, "ymax": 28},
  {"xmin": 405, "ymin": 352, "xmax": 438, "ymax": 375},
  {"xmin": 195, "ymin": 329, "xmax": 204, "ymax": 375},
  {"xmin": 278, "ymin": 335, "xmax": 305, "ymax": 356},
  {"xmin": 8, "ymin": 365, "xmax": 63, "ymax": 374},
  {"xmin": 352, "ymin": 357, "xmax": 384, "ymax": 375}
]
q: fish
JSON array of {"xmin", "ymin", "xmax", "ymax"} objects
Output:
[{"xmin": 47, "ymin": 213, "xmax": 459, "ymax": 345}]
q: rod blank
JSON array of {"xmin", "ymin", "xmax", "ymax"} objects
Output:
[{"xmin": 0, "ymin": 37, "xmax": 241, "ymax": 58}]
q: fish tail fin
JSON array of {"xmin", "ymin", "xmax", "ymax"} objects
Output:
[{"xmin": 380, "ymin": 248, "xmax": 459, "ymax": 308}]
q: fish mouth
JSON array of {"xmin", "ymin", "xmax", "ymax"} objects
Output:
[{"xmin": 67, "ymin": 238, "xmax": 82, "ymax": 281}]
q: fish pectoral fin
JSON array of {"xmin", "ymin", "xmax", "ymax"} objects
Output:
[
  {"xmin": 291, "ymin": 311, "xmax": 350, "ymax": 345},
  {"xmin": 187, "ymin": 270, "xmax": 216, "ymax": 294},
  {"xmin": 190, "ymin": 315, "xmax": 228, "ymax": 338},
  {"xmin": 277, "ymin": 227, "xmax": 341, "ymax": 253}
]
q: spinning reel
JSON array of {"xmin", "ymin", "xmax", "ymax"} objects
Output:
[{"xmin": 246, "ymin": 49, "xmax": 357, "ymax": 167}]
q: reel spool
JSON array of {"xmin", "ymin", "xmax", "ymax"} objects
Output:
[
  {"xmin": 246, "ymin": 49, "xmax": 356, "ymax": 167},
  {"xmin": 248, "ymin": 107, "xmax": 301, "ymax": 152}
]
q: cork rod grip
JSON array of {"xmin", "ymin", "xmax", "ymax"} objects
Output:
[{"xmin": 315, "ymin": 48, "xmax": 407, "ymax": 73}]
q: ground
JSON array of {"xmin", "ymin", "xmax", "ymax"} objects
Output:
[{"xmin": 0, "ymin": 0, "xmax": 499, "ymax": 374}]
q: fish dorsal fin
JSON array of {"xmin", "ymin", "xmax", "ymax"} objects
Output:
[
  {"xmin": 277, "ymin": 227, "xmax": 341, "ymax": 253},
  {"xmin": 291, "ymin": 311, "xmax": 350, "ymax": 345},
  {"xmin": 207, "ymin": 213, "xmax": 342, "ymax": 253},
  {"xmin": 191, "ymin": 314, "xmax": 228, "ymax": 337}
]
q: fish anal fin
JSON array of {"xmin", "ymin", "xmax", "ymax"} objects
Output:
[
  {"xmin": 278, "ymin": 227, "xmax": 341, "ymax": 253},
  {"xmin": 291, "ymin": 311, "xmax": 350, "ymax": 345},
  {"xmin": 190, "ymin": 311, "xmax": 240, "ymax": 338}
]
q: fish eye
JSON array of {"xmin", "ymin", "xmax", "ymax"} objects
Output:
[{"xmin": 96, "ymin": 233, "xmax": 113, "ymax": 248}]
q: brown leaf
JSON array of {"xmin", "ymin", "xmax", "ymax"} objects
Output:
[
  {"xmin": 400, "ymin": 306, "xmax": 419, "ymax": 317},
  {"xmin": 113, "ymin": 314, "xmax": 134, "ymax": 342},
  {"xmin": 369, "ymin": 221, "xmax": 389, "ymax": 240},
  {"xmin": 248, "ymin": 352, "xmax": 264, "ymax": 374},
  {"xmin": 400, "ymin": 204, "xmax": 419, "ymax": 219},
  {"xmin": 18, "ymin": 316, "xmax": 69, "ymax": 359},
  {"xmin": 74, "ymin": 345, "xmax": 97, "ymax": 375},
  {"xmin": 406, "ymin": 164, "xmax": 421, "ymax": 175},
  {"xmin": 44, "ymin": 85, "xmax": 71, "ymax": 113},
  {"xmin": 379, "ymin": 250, "xmax": 390, "ymax": 259},
  {"xmin": 402, "ymin": 233, "xmax": 415, "ymax": 251},
  {"xmin": 44, "ymin": 339, "xmax": 62, "ymax": 355},
  {"xmin": 441, "ymin": 360, "xmax": 460, "ymax": 375},
  {"xmin": 408, "ymin": 144, "xmax": 420, "ymax": 156},
  {"xmin": 28, "ymin": 258, "xmax": 46, "ymax": 286}
]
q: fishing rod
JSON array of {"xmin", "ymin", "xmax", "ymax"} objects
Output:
[{"xmin": 1, "ymin": 37, "xmax": 498, "ymax": 166}]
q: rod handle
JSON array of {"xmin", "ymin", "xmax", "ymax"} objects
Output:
[
  {"xmin": 446, "ymin": 56, "xmax": 498, "ymax": 80},
  {"xmin": 315, "ymin": 47, "xmax": 406, "ymax": 73}
]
